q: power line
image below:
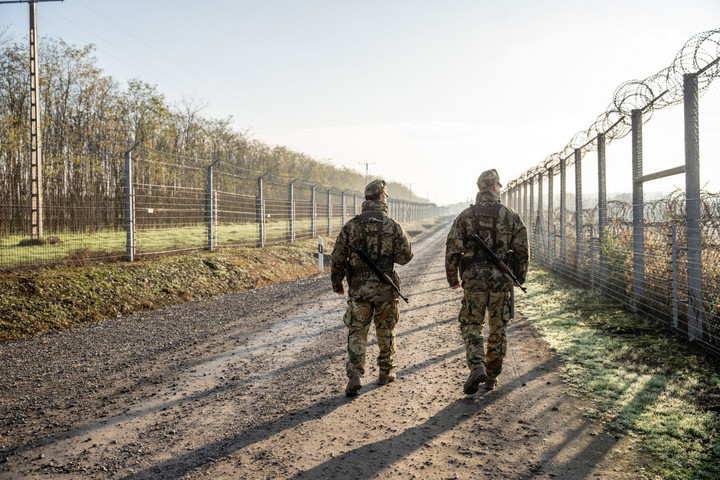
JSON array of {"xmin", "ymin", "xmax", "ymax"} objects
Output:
[{"xmin": 45, "ymin": 1, "xmax": 264, "ymax": 123}]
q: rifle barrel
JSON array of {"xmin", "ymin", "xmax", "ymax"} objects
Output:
[{"xmin": 469, "ymin": 233, "xmax": 526, "ymax": 293}]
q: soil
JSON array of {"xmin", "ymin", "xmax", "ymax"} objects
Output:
[{"xmin": 0, "ymin": 225, "xmax": 650, "ymax": 479}]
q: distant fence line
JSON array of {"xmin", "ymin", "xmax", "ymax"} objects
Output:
[
  {"xmin": 125, "ymin": 146, "xmax": 441, "ymax": 259},
  {"xmin": 1, "ymin": 145, "xmax": 441, "ymax": 268},
  {"xmin": 503, "ymin": 29, "xmax": 720, "ymax": 355}
]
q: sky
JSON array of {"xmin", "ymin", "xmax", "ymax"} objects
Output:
[{"xmin": 1, "ymin": 0, "xmax": 719, "ymax": 205}]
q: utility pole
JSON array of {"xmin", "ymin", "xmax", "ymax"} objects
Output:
[
  {"xmin": 1, "ymin": 0, "xmax": 63, "ymax": 239},
  {"xmin": 358, "ymin": 161, "xmax": 375, "ymax": 186}
]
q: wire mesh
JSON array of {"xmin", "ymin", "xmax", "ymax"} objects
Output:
[
  {"xmin": 508, "ymin": 28, "xmax": 720, "ymax": 355},
  {"xmin": 0, "ymin": 144, "xmax": 129, "ymax": 267},
  {"xmin": 1, "ymin": 143, "xmax": 439, "ymax": 268}
]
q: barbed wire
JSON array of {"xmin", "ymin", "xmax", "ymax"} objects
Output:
[
  {"xmin": 549, "ymin": 190, "xmax": 720, "ymax": 243},
  {"xmin": 508, "ymin": 28, "xmax": 720, "ymax": 187}
]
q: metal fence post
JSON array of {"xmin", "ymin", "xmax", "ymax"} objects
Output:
[
  {"xmin": 214, "ymin": 190, "xmax": 218, "ymax": 246},
  {"xmin": 341, "ymin": 191, "xmax": 346, "ymax": 227},
  {"xmin": 311, "ymin": 186, "xmax": 316, "ymax": 238},
  {"xmin": 207, "ymin": 160, "xmax": 219, "ymax": 250},
  {"xmin": 560, "ymin": 157, "xmax": 567, "ymax": 273},
  {"xmin": 529, "ymin": 177, "xmax": 535, "ymax": 249},
  {"xmin": 124, "ymin": 145, "xmax": 137, "ymax": 262},
  {"xmin": 547, "ymin": 166, "xmax": 554, "ymax": 267},
  {"xmin": 597, "ymin": 132, "xmax": 608, "ymax": 290},
  {"xmin": 589, "ymin": 224, "xmax": 595, "ymax": 288},
  {"xmin": 631, "ymin": 109, "xmax": 645, "ymax": 308},
  {"xmin": 555, "ymin": 223, "xmax": 559, "ymax": 270},
  {"xmin": 258, "ymin": 176, "xmax": 265, "ymax": 247},
  {"xmin": 327, "ymin": 190, "xmax": 332, "ymax": 236},
  {"xmin": 289, "ymin": 181, "xmax": 295, "ymax": 243},
  {"xmin": 671, "ymin": 225, "xmax": 687, "ymax": 331},
  {"xmin": 537, "ymin": 171, "xmax": 544, "ymax": 264},
  {"xmin": 684, "ymin": 72, "xmax": 704, "ymax": 341},
  {"xmin": 574, "ymin": 149, "xmax": 583, "ymax": 281}
]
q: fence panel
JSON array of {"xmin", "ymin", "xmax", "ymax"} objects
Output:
[
  {"xmin": 506, "ymin": 29, "xmax": 720, "ymax": 355},
  {"xmin": 0, "ymin": 148, "xmax": 127, "ymax": 267},
  {"xmin": 1, "ymin": 144, "xmax": 439, "ymax": 268}
]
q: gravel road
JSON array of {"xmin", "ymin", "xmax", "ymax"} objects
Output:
[{"xmin": 0, "ymin": 224, "xmax": 645, "ymax": 479}]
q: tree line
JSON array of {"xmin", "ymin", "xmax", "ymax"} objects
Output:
[{"xmin": 0, "ymin": 34, "xmax": 428, "ymax": 235}]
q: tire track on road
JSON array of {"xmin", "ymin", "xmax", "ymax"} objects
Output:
[{"xmin": 1, "ymin": 223, "xmax": 639, "ymax": 479}]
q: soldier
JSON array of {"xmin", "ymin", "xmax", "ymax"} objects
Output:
[
  {"xmin": 331, "ymin": 179, "xmax": 414, "ymax": 397},
  {"xmin": 445, "ymin": 169, "xmax": 529, "ymax": 394}
]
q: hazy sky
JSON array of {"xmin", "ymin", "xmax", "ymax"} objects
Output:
[{"xmin": 2, "ymin": 0, "xmax": 718, "ymax": 205}]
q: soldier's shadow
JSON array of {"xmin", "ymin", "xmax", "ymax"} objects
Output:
[{"xmin": 286, "ymin": 395, "xmax": 496, "ymax": 480}]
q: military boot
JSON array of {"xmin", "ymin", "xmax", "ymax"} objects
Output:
[
  {"xmin": 463, "ymin": 366, "xmax": 488, "ymax": 395},
  {"xmin": 377, "ymin": 370, "xmax": 396, "ymax": 385},
  {"xmin": 345, "ymin": 374, "xmax": 362, "ymax": 396},
  {"xmin": 485, "ymin": 377, "xmax": 498, "ymax": 391}
]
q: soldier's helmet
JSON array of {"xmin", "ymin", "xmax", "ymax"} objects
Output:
[
  {"xmin": 477, "ymin": 169, "xmax": 502, "ymax": 190},
  {"xmin": 365, "ymin": 179, "xmax": 389, "ymax": 197}
]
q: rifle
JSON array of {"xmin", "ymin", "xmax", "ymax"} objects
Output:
[
  {"xmin": 469, "ymin": 232, "xmax": 527, "ymax": 294},
  {"xmin": 353, "ymin": 246, "xmax": 409, "ymax": 303},
  {"xmin": 344, "ymin": 256, "xmax": 352, "ymax": 289},
  {"xmin": 510, "ymin": 285, "xmax": 515, "ymax": 319}
]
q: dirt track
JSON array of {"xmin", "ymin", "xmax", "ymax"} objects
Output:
[{"xmin": 0, "ymin": 225, "xmax": 646, "ymax": 479}]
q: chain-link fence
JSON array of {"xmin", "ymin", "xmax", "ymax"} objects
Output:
[
  {"xmin": 0, "ymin": 144, "xmax": 440, "ymax": 268},
  {"xmin": 504, "ymin": 29, "xmax": 720, "ymax": 355}
]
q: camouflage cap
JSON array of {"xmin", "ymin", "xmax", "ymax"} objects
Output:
[
  {"xmin": 477, "ymin": 169, "xmax": 502, "ymax": 190},
  {"xmin": 365, "ymin": 179, "xmax": 389, "ymax": 197}
]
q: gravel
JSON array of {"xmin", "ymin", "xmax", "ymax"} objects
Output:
[{"xmin": 0, "ymin": 225, "xmax": 645, "ymax": 479}]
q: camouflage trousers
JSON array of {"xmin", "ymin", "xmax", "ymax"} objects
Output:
[
  {"xmin": 343, "ymin": 299, "xmax": 399, "ymax": 377},
  {"xmin": 458, "ymin": 290, "xmax": 511, "ymax": 379}
]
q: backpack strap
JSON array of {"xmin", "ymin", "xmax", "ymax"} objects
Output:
[
  {"xmin": 472, "ymin": 203, "xmax": 500, "ymax": 249},
  {"xmin": 461, "ymin": 203, "xmax": 501, "ymax": 273},
  {"xmin": 352, "ymin": 211, "xmax": 389, "ymax": 273}
]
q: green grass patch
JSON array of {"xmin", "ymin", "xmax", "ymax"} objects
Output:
[
  {"xmin": 0, "ymin": 216, "xmax": 447, "ymax": 340},
  {"xmin": 517, "ymin": 266, "xmax": 720, "ymax": 480},
  {"xmin": 0, "ymin": 220, "xmax": 299, "ymax": 267},
  {"xmin": 1, "ymin": 215, "xmax": 449, "ymax": 268},
  {"xmin": 0, "ymin": 239, "xmax": 322, "ymax": 340}
]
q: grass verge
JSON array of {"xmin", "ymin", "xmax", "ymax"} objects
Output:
[
  {"xmin": 0, "ymin": 217, "xmax": 447, "ymax": 341},
  {"xmin": 0, "ymin": 240, "xmax": 321, "ymax": 340},
  {"xmin": 517, "ymin": 266, "xmax": 720, "ymax": 480}
]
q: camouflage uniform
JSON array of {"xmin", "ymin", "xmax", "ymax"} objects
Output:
[
  {"xmin": 331, "ymin": 180, "xmax": 414, "ymax": 380},
  {"xmin": 445, "ymin": 169, "xmax": 529, "ymax": 386}
]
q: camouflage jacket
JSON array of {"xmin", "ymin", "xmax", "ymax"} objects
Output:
[
  {"xmin": 331, "ymin": 200, "xmax": 414, "ymax": 302},
  {"xmin": 445, "ymin": 190, "xmax": 529, "ymax": 292}
]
